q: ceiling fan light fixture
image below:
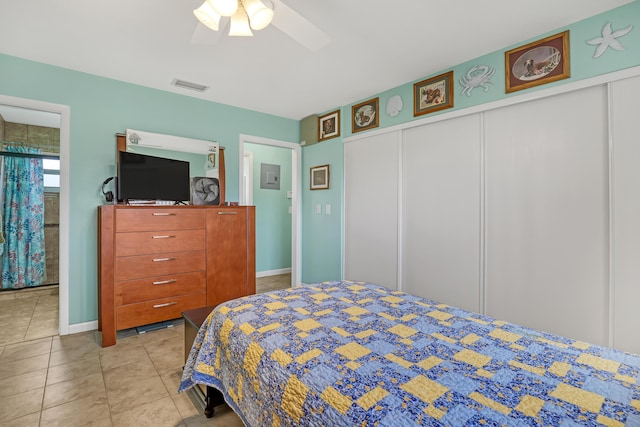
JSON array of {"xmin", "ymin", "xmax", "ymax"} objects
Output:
[
  {"xmin": 208, "ymin": 0, "xmax": 239, "ymax": 17},
  {"xmin": 243, "ymin": 0, "xmax": 273, "ymax": 30},
  {"xmin": 193, "ymin": 1, "xmax": 221, "ymax": 31},
  {"xmin": 229, "ymin": 4, "xmax": 253, "ymax": 36}
]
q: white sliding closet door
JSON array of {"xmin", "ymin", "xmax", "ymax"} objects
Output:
[
  {"xmin": 485, "ymin": 86, "xmax": 609, "ymax": 345},
  {"xmin": 344, "ymin": 132, "xmax": 399, "ymax": 289},
  {"xmin": 611, "ymin": 75, "xmax": 640, "ymax": 354},
  {"xmin": 402, "ymin": 115, "xmax": 482, "ymax": 312}
]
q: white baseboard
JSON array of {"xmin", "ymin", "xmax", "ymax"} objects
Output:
[
  {"xmin": 66, "ymin": 320, "xmax": 98, "ymax": 335},
  {"xmin": 256, "ymin": 268, "xmax": 291, "ymax": 278}
]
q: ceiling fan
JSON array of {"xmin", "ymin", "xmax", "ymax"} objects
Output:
[{"xmin": 191, "ymin": 0, "xmax": 330, "ymax": 51}]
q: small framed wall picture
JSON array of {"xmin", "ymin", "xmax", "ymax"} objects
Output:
[
  {"xmin": 413, "ymin": 71, "xmax": 454, "ymax": 117},
  {"xmin": 352, "ymin": 97, "xmax": 379, "ymax": 133},
  {"xmin": 310, "ymin": 164, "xmax": 330, "ymax": 190},
  {"xmin": 505, "ymin": 30, "xmax": 570, "ymax": 93},
  {"xmin": 318, "ymin": 110, "xmax": 340, "ymax": 141}
]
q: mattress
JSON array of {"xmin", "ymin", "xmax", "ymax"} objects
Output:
[{"xmin": 179, "ymin": 281, "xmax": 640, "ymax": 426}]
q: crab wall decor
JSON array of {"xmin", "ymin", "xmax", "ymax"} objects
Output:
[{"xmin": 459, "ymin": 65, "xmax": 495, "ymax": 97}]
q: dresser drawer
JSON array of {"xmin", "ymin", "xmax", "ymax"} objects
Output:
[
  {"xmin": 115, "ymin": 271, "xmax": 206, "ymax": 305},
  {"xmin": 115, "ymin": 229, "xmax": 205, "ymax": 256},
  {"xmin": 115, "ymin": 250, "xmax": 205, "ymax": 281},
  {"xmin": 116, "ymin": 208, "xmax": 205, "ymax": 232},
  {"xmin": 116, "ymin": 292, "xmax": 206, "ymax": 330}
]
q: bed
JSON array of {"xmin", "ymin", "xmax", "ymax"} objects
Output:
[{"xmin": 179, "ymin": 281, "xmax": 640, "ymax": 426}]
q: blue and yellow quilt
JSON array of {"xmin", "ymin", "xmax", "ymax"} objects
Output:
[{"xmin": 179, "ymin": 281, "xmax": 640, "ymax": 426}]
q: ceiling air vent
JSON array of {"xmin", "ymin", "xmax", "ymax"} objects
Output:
[{"xmin": 171, "ymin": 78, "xmax": 209, "ymax": 93}]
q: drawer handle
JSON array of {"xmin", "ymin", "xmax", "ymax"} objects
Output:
[
  {"xmin": 152, "ymin": 257, "xmax": 176, "ymax": 262},
  {"xmin": 218, "ymin": 212, "xmax": 238, "ymax": 215},
  {"xmin": 153, "ymin": 301, "xmax": 178, "ymax": 309},
  {"xmin": 152, "ymin": 235, "xmax": 176, "ymax": 239},
  {"xmin": 152, "ymin": 212, "xmax": 176, "ymax": 216},
  {"xmin": 152, "ymin": 279, "xmax": 177, "ymax": 285}
]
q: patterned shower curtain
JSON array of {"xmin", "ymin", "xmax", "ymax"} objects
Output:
[{"xmin": 0, "ymin": 146, "xmax": 47, "ymax": 289}]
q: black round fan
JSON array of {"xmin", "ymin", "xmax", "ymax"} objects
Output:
[{"xmin": 191, "ymin": 177, "xmax": 220, "ymax": 205}]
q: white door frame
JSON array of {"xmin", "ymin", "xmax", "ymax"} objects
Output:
[
  {"xmin": 0, "ymin": 94, "xmax": 70, "ymax": 335},
  {"xmin": 239, "ymin": 134, "xmax": 301, "ymax": 286},
  {"xmin": 243, "ymin": 151, "xmax": 254, "ymax": 205}
]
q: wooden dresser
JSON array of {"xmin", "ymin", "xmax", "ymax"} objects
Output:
[{"xmin": 98, "ymin": 205, "xmax": 255, "ymax": 347}]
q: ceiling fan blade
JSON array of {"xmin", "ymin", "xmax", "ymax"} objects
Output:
[
  {"xmin": 190, "ymin": 20, "xmax": 229, "ymax": 45},
  {"xmin": 270, "ymin": 0, "xmax": 331, "ymax": 51}
]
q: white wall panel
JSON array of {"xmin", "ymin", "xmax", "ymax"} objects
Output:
[
  {"xmin": 611, "ymin": 75, "xmax": 640, "ymax": 354},
  {"xmin": 344, "ymin": 132, "xmax": 399, "ymax": 289},
  {"xmin": 402, "ymin": 115, "xmax": 482, "ymax": 312},
  {"xmin": 484, "ymin": 86, "xmax": 609, "ymax": 345}
]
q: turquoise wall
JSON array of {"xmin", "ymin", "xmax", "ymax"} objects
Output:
[
  {"xmin": 301, "ymin": 138, "xmax": 343, "ymax": 283},
  {"xmin": 299, "ymin": 1, "xmax": 640, "ymax": 283},
  {"xmin": 0, "ymin": 54, "xmax": 298, "ymax": 325},
  {"xmin": 245, "ymin": 142, "xmax": 292, "ymax": 273}
]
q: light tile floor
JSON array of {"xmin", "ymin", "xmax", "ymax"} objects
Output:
[
  {"xmin": 0, "ymin": 285, "xmax": 59, "ymax": 347},
  {"xmin": 0, "ymin": 274, "xmax": 290, "ymax": 426}
]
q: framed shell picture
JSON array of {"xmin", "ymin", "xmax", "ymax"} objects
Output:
[{"xmin": 352, "ymin": 97, "xmax": 379, "ymax": 133}]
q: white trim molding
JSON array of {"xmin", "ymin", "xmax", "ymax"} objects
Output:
[
  {"xmin": 0, "ymin": 94, "xmax": 71, "ymax": 336},
  {"xmin": 239, "ymin": 134, "xmax": 302, "ymax": 287}
]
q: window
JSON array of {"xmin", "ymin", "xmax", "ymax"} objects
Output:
[{"xmin": 43, "ymin": 158, "xmax": 60, "ymax": 189}]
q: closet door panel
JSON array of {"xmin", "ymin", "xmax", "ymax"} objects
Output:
[
  {"xmin": 344, "ymin": 132, "xmax": 399, "ymax": 289},
  {"xmin": 402, "ymin": 115, "xmax": 481, "ymax": 312},
  {"xmin": 611, "ymin": 75, "xmax": 640, "ymax": 354},
  {"xmin": 485, "ymin": 85, "xmax": 608, "ymax": 345}
]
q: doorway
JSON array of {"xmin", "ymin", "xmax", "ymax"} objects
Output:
[
  {"xmin": 239, "ymin": 134, "xmax": 301, "ymax": 287},
  {"xmin": 0, "ymin": 95, "xmax": 70, "ymax": 344}
]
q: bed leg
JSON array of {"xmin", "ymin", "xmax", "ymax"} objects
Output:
[{"xmin": 204, "ymin": 386, "xmax": 224, "ymax": 418}]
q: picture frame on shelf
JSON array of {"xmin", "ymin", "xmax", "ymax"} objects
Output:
[
  {"xmin": 318, "ymin": 110, "xmax": 340, "ymax": 141},
  {"xmin": 310, "ymin": 164, "xmax": 330, "ymax": 190},
  {"xmin": 505, "ymin": 30, "xmax": 570, "ymax": 93},
  {"xmin": 351, "ymin": 97, "xmax": 379, "ymax": 133},
  {"xmin": 413, "ymin": 71, "xmax": 454, "ymax": 117}
]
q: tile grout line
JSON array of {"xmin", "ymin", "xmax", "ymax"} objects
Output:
[
  {"xmin": 37, "ymin": 336, "xmax": 53, "ymax": 427},
  {"xmin": 96, "ymin": 332, "xmax": 116, "ymax": 427}
]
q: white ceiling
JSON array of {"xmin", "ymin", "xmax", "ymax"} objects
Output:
[{"xmin": 0, "ymin": 0, "xmax": 633, "ymax": 121}]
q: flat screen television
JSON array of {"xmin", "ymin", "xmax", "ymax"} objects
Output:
[{"xmin": 117, "ymin": 151, "xmax": 190, "ymax": 202}]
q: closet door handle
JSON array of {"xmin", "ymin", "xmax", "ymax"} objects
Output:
[
  {"xmin": 218, "ymin": 212, "xmax": 238, "ymax": 215},
  {"xmin": 152, "ymin": 212, "xmax": 176, "ymax": 216},
  {"xmin": 152, "ymin": 279, "xmax": 177, "ymax": 285},
  {"xmin": 153, "ymin": 301, "xmax": 177, "ymax": 308},
  {"xmin": 152, "ymin": 235, "xmax": 176, "ymax": 239},
  {"xmin": 152, "ymin": 257, "xmax": 175, "ymax": 262}
]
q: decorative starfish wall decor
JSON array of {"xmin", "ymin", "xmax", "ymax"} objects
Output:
[{"xmin": 587, "ymin": 21, "xmax": 633, "ymax": 59}]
